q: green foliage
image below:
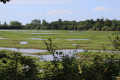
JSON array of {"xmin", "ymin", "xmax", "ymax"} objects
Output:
[
  {"xmin": 0, "ymin": 18, "xmax": 120, "ymax": 30},
  {"xmin": 77, "ymin": 51, "xmax": 120, "ymax": 80},
  {"xmin": 0, "ymin": 50, "xmax": 40, "ymax": 80},
  {"xmin": 41, "ymin": 34, "xmax": 120, "ymax": 80},
  {"xmin": 109, "ymin": 32, "xmax": 120, "ymax": 50},
  {"xmin": 10, "ymin": 21, "xmax": 22, "ymax": 29},
  {"xmin": 42, "ymin": 38, "xmax": 82, "ymax": 80},
  {"xmin": 102, "ymin": 26, "xmax": 111, "ymax": 31},
  {"xmin": 0, "ymin": 0, "xmax": 10, "ymax": 3}
]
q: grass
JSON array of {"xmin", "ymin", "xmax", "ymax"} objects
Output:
[
  {"xmin": 0, "ymin": 30, "xmax": 115, "ymax": 50},
  {"xmin": 76, "ymin": 51, "xmax": 120, "ymax": 59}
]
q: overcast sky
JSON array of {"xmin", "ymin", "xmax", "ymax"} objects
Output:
[{"xmin": 0, "ymin": 0, "xmax": 120, "ymax": 24}]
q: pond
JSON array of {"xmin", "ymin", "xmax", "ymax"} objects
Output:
[
  {"xmin": 23, "ymin": 49, "xmax": 84, "ymax": 61},
  {"xmin": 0, "ymin": 37, "xmax": 8, "ymax": 39},
  {"xmin": 20, "ymin": 41, "xmax": 28, "ymax": 44},
  {"xmin": 72, "ymin": 44, "xmax": 77, "ymax": 45},
  {"xmin": 66, "ymin": 39, "xmax": 89, "ymax": 41},
  {"xmin": 29, "ymin": 38, "xmax": 47, "ymax": 40},
  {"xmin": 0, "ymin": 47, "xmax": 119, "ymax": 61},
  {"xmin": 0, "ymin": 47, "xmax": 47, "ymax": 53},
  {"xmin": 29, "ymin": 33, "xmax": 60, "ymax": 34}
]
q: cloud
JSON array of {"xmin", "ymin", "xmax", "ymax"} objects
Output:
[
  {"xmin": 19, "ymin": 12, "xmax": 42, "ymax": 16},
  {"xmin": 46, "ymin": 10, "xmax": 72, "ymax": 15},
  {"xmin": 9, "ymin": 0, "xmax": 75, "ymax": 4},
  {"xmin": 94, "ymin": 6, "xmax": 108, "ymax": 11}
]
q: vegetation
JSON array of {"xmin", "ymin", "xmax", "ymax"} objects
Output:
[
  {"xmin": 0, "ymin": 30, "xmax": 115, "ymax": 50},
  {"xmin": 0, "ymin": 0, "xmax": 10, "ymax": 3},
  {"xmin": 0, "ymin": 31, "xmax": 120, "ymax": 80},
  {"xmin": 0, "ymin": 50, "xmax": 40, "ymax": 80},
  {"xmin": 0, "ymin": 18, "xmax": 120, "ymax": 31},
  {"xmin": 1, "ymin": 0, "xmax": 120, "ymax": 80},
  {"xmin": 40, "ymin": 33, "xmax": 120, "ymax": 80}
]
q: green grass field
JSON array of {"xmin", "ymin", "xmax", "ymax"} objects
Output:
[{"xmin": 0, "ymin": 30, "xmax": 115, "ymax": 50}]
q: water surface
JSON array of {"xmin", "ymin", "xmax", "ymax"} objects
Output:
[
  {"xmin": 0, "ymin": 47, "xmax": 47, "ymax": 53},
  {"xmin": 29, "ymin": 38, "xmax": 47, "ymax": 40},
  {"xmin": 29, "ymin": 33, "xmax": 60, "ymax": 34},
  {"xmin": 0, "ymin": 37, "xmax": 8, "ymax": 39},
  {"xmin": 0, "ymin": 47, "xmax": 119, "ymax": 61},
  {"xmin": 66, "ymin": 39, "xmax": 89, "ymax": 41},
  {"xmin": 20, "ymin": 41, "xmax": 28, "ymax": 44}
]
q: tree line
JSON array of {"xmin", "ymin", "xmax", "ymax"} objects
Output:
[{"xmin": 0, "ymin": 18, "xmax": 120, "ymax": 31}]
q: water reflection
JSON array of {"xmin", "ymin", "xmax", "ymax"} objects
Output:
[
  {"xmin": 0, "ymin": 37, "xmax": 8, "ymax": 39},
  {"xmin": 0, "ymin": 47, "xmax": 47, "ymax": 53},
  {"xmin": 66, "ymin": 39, "xmax": 89, "ymax": 41},
  {"xmin": 20, "ymin": 41, "xmax": 28, "ymax": 44},
  {"xmin": 0, "ymin": 47, "xmax": 119, "ymax": 61},
  {"xmin": 29, "ymin": 33, "xmax": 60, "ymax": 34},
  {"xmin": 29, "ymin": 38, "xmax": 47, "ymax": 40}
]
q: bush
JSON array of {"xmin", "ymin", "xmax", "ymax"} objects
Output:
[
  {"xmin": 102, "ymin": 26, "xmax": 111, "ymax": 31},
  {"xmin": 0, "ymin": 50, "xmax": 40, "ymax": 80}
]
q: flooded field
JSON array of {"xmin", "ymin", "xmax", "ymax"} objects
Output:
[{"xmin": 0, "ymin": 30, "xmax": 114, "ymax": 50}]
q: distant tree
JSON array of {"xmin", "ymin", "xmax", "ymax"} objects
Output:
[
  {"xmin": 93, "ymin": 23, "xmax": 102, "ymax": 30},
  {"xmin": 4, "ymin": 22, "xmax": 7, "ymax": 26},
  {"xmin": 111, "ymin": 19, "xmax": 117, "ymax": 31},
  {"xmin": 102, "ymin": 26, "xmax": 111, "ymax": 31},
  {"xmin": 58, "ymin": 19, "xmax": 63, "ymax": 29},
  {"xmin": 85, "ymin": 19, "xmax": 95, "ymax": 30},
  {"xmin": 77, "ymin": 25, "xmax": 86, "ymax": 30},
  {"xmin": 31, "ymin": 19, "xmax": 41, "ymax": 29},
  {"xmin": 31, "ymin": 19, "xmax": 41, "ymax": 26},
  {"xmin": 117, "ymin": 26, "xmax": 120, "ymax": 31},
  {"xmin": 49, "ymin": 21, "xmax": 58, "ymax": 30},
  {"xmin": 42, "ymin": 19, "xmax": 48, "ymax": 26},
  {"xmin": 104, "ymin": 19, "xmax": 112, "ymax": 27},
  {"xmin": 10, "ymin": 21, "xmax": 22, "ymax": 29},
  {"xmin": 25, "ymin": 23, "xmax": 32, "ymax": 29}
]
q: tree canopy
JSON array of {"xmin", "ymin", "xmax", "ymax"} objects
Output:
[{"xmin": 0, "ymin": 0, "xmax": 10, "ymax": 3}]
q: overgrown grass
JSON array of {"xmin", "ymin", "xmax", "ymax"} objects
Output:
[{"xmin": 0, "ymin": 30, "xmax": 114, "ymax": 50}]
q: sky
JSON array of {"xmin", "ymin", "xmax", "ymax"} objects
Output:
[{"xmin": 0, "ymin": 0, "xmax": 120, "ymax": 25}]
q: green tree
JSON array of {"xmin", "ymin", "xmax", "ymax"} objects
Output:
[
  {"xmin": 31, "ymin": 19, "xmax": 41, "ymax": 26},
  {"xmin": 0, "ymin": 50, "xmax": 40, "ymax": 80},
  {"xmin": 102, "ymin": 26, "xmax": 111, "ymax": 31},
  {"xmin": 10, "ymin": 21, "xmax": 22, "ymax": 29},
  {"xmin": 105, "ymin": 19, "xmax": 112, "ymax": 27},
  {"xmin": 0, "ymin": 0, "xmax": 10, "ymax": 3},
  {"xmin": 4, "ymin": 22, "xmax": 7, "ymax": 26},
  {"xmin": 31, "ymin": 19, "xmax": 41, "ymax": 29},
  {"xmin": 111, "ymin": 19, "xmax": 117, "ymax": 31},
  {"xmin": 93, "ymin": 23, "xmax": 102, "ymax": 30},
  {"xmin": 42, "ymin": 19, "xmax": 48, "ymax": 26},
  {"xmin": 25, "ymin": 23, "xmax": 32, "ymax": 29}
]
